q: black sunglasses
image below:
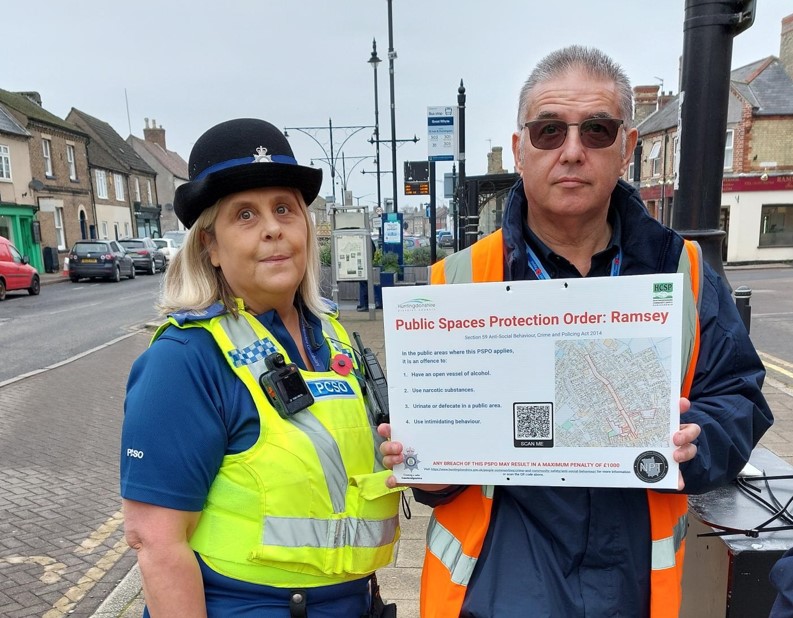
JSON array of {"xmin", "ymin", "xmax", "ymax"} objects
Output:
[{"xmin": 522, "ymin": 118, "xmax": 624, "ymax": 150}]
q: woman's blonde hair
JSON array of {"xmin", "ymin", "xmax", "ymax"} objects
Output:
[{"xmin": 157, "ymin": 189, "xmax": 329, "ymax": 319}]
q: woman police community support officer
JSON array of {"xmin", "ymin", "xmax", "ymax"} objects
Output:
[{"xmin": 120, "ymin": 118, "xmax": 403, "ymax": 617}]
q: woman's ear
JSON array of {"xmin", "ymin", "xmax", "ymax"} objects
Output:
[{"xmin": 201, "ymin": 230, "xmax": 219, "ymax": 268}]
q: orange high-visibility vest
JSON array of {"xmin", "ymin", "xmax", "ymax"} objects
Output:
[{"xmin": 424, "ymin": 230, "xmax": 702, "ymax": 618}]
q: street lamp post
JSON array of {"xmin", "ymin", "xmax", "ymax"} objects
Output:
[
  {"xmin": 311, "ymin": 153, "xmax": 375, "ymax": 203},
  {"xmin": 368, "ymin": 39, "xmax": 382, "ymax": 215},
  {"xmin": 387, "ymin": 0, "xmax": 398, "ymax": 213},
  {"xmin": 284, "ymin": 119, "xmax": 373, "ymax": 204}
]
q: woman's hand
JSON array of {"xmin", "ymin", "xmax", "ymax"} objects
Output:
[
  {"xmin": 674, "ymin": 397, "xmax": 701, "ymax": 491},
  {"xmin": 377, "ymin": 423, "xmax": 450, "ymax": 492}
]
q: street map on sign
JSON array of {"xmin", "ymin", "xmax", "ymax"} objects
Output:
[
  {"xmin": 554, "ymin": 338, "xmax": 672, "ymax": 448},
  {"xmin": 382, "ymin": 274, "xmax": 685, "ymax": 489}
]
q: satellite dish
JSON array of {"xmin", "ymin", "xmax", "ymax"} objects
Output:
[{"xmin": 29, "ymin": 178, "xmax": 45, "ymax": 191}]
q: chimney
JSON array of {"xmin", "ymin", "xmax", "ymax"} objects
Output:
[
  {"xmin": 781, "ymin": 13, "xmax": 793, "ymax": 80},
  {"xmin": 658, "ymin": 91, "xmax": 674, "ymax": 110},
  {"xmin": 633, "ymin": 85, "xmax": 660, "ymax": 125},
  {"xmin": 17, "ymin": 91, "xmax": 42, "ymax": 106},
  {"xmin": 487, "ymin": 147, "xmax": 506, "ymax": 174},
  {"xmin": 144, "ymin": 118, "xmax": 166, "ymax": 150}
]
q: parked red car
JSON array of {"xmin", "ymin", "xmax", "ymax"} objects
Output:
[{"xmin": 0, "ymin": 236, "xmax": 40, "ymax": 300}]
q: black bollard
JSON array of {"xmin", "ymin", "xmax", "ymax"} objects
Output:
[{"xmin": 733, "ymin": 285, "xmax": 752, "ymax": 334}]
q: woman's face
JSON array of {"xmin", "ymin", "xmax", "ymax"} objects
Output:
[{"xmin": 204, "ymin": 187, "xmax": 308, "ymax": 314}]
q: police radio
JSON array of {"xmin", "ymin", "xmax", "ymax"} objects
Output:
[
  {"xmin": 352, "ymin": 331, "xmax": 389, "ymax": 425},
  {"xmin": 259, "ymin": 353, "xmax": 314, "ymax": 418}
]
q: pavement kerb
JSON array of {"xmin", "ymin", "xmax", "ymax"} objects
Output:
[{"xmin": 90, "ymin": 563, "xmax": 143, "ymax": 618}]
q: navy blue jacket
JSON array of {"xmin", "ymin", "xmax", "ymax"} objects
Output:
[{"xmin": 415, "ymin": 178, "xmax": 773, "ymax": 617}]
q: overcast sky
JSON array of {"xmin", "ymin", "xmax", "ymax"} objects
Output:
[{"xmin": 4, "ymin": 1, "xmax": 791, "ymax": 211}]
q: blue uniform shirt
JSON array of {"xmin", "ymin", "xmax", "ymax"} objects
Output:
[{"xmin": 121, "ymin": 306, "xmax": 370, "ymax": 617}]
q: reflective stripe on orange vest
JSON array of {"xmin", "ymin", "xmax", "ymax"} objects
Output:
[{"xmin": 423, "ymin": 234, "xmax": 702, "ymax": 618}]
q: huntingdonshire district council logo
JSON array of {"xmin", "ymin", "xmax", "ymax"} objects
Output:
[{"xmin": 633, "ymin": 451, "xmax": 669, "ymax": 483}]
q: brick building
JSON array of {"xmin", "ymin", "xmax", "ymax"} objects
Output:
[
  {"xmin": 0, "ymin": 89, "xmax": 93, "ymax": 268},
  {"xmin": 67, "ymin": 108, "xmax": 159, "ymax": 240},
  {"xmin": 127, "ymin": 118, "xmax": 188, "ymax": 234},
  {"xmin": 631, "ymin": 13, "xmax": 793, "ymax": 264}
]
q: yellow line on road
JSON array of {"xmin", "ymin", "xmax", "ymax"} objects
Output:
[
  {"xmin": 75, "ymin": 510, "xmax": 124, "ymax": 555},
  {"xmin": 758, "ymin": 351, "xmax": 793, "ymax": 380},
  {"xmin": 44, "ymin": 538, "xmax": 130, "ymax": 618}
]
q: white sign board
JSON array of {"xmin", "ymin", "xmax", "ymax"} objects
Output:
[
  {"xmin": 333, "ymin": 231, "xmax": 369, "ymax": 281},
  {"xmin": 428, "ymin": 106, "xmax": 456, "ymax": 162},
  {"xmin": 383, "ymin": 221, "xmax": 401, "ymax": 244},
  {"xmin": 383, "ymin": 275, "xmax": 684, "ymax": 489}
]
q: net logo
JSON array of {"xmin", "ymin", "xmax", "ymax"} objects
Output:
[{"xmin": 653, "ymin": 282, "xmax": 674, "ymax": 306}]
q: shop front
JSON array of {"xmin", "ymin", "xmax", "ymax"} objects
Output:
[
  {"xmin": 0, "ymin": 204, "xmax": 42, "ymax": 272},
  {"xmin": 134, "ymin": 204, "xmax": 162, "ymax": 238}
]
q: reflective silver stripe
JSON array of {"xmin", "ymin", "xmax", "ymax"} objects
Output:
[
  {"xmin": 443, "ymin": 248, "xmax": 473, "ymax": 284},
  {"xmin": 688, "ymin": 240, "xmax": 704, "ymax": 314},
  {"xmin": 319, "ymin": 316, "xmax": 385, "ymax": 473},
  {"xmin": 426, "ymin": 516, "xmax": 478, "ymax": 586},
  {"xmin": 263, "ymin": 514, "xmax": 399, "ymax": 549},
  {"xmin": 288, "ymin": 412, "xmax": 348, "ymax": 512},
  {"xmin": 218, "ymin": 313, "xmax": 348, "ymax": 513},
  {"xmin": 651, "ymin": 513, "xmax": 688, "ymax": 570},
  {"xmin": 425, "ymin": 486, "xmax": 494, "ymax": 586},
  {"xmin": 677, "ymin": 244, "xmax": 700, "ymax": 384}
]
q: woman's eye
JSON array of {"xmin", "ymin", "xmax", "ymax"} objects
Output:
[
  {"xmin": 275, "ymin": 204, "xmax": 290, "ymax": 215},
  {"xmin": 239, "ymin": 209, "xmax": 254, "ymax": 220}
]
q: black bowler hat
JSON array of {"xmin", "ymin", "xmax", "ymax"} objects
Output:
[{"xmin": 173, "ymin": 118, "xmax": 322, "ymax": 228}]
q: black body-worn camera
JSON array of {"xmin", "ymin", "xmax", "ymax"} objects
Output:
[{"xmin": 259, "ymin": 353, "xmax": 314, "ymax": 418}]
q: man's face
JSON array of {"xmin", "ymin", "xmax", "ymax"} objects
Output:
[{"xmin": 511, "ymin": 67, "xmax": 638, "ymax": 223}]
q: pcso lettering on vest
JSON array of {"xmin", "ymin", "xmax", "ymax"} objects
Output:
[{"xmin": 394, "ymin": 310, "xmax": 669, "ymax": 333}]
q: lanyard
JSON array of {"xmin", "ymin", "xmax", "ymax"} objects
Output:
[{"xmin": 526, "ymin": 243, "xmax": 622, "ymax": 280}]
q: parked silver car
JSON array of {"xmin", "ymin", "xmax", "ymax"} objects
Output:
[
  {"xmin": 119, "ymin": 238, "xmax": 166, "ymax": 275},
  {"xmin": 152, "ymin": 237, "xmax": 178, "ymax": 266}
]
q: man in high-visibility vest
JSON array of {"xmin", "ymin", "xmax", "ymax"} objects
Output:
[{"xmin": 379, "ymin": 46, "xmax": 772, "ymax": 617}]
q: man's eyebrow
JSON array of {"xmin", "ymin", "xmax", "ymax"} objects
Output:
[{"xmin": 530, "ymin": 111, "xmax": 615, "ymax": 121}]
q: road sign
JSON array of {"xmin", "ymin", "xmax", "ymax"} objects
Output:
[
  {"xmin": 428, "ymin": 106, "xmax": 456, "ymax": 162},
  {"xmin": 405, "ymin": 181, "xmax": 430, "ymax": 195}
]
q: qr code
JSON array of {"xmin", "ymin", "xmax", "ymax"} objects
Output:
[{"xmin": 514, "ymin": 402, "xmax": 553, "ymax": 439}]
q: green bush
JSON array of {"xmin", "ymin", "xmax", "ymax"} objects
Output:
[
  {"xmin": 319, "ymin": 242, "xmax": 331, "ymax": 266},
  {"xmin": 405, "ymin": 247, "xmax": 430, "ymax": 266},
  {"xmin": 379, "ymin": 251, "xmax": 400, "ymax": 273}
]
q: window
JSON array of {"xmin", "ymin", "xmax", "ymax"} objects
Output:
[
  {"xmin": 134, "ymin": 177, "xmax": 141, "ymax": 202},
  {"xmin": 648, "ymin": 141, "xmax": 662, "ymax": 177},
  {"xmin": 627, "ymin": 161, "xmax": 635, "ymax": 183},
  {"xmin": 101, "ymin": 221, "xmax": 109, "ymax": 239},
  {"xmin": 759, "ymin": 205, "xmax": 793, "ymax": 247},
  {"xmin": 0, "ymin": 144, "xmax": 11, "ymax": 180},
  {"xmin": 54, "ymin": 206, "xmax": 66, "ymax": 250},
  {"xmin": 66, "ymin": 144, "xmax": 77, "ymax": 180},
  {"xmin": 114, "ymin": 173, "xmax": 125, "ymax": 201},
  {"xmin": 724, "ymin": 129, "xmax": 734, "ymax": 170},
  {"xmin": 42, "ymin": 138, "xmax": 53, "ymax": 176},
  {"xmin": 124, "ymin": 222, "xmax": 131, "ymax": 238},
  {"xmin": 95, "ymin": 169, "xmax": 108, "ymax": 199},
  {"xmin": 146, "ymin": 179, "xmax": 153, "ymax": 204}
]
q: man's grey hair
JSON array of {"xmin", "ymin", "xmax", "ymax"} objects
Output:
[{"xmin": 516, "ymin": 45, "xmax": 634, "ymax": 130}]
